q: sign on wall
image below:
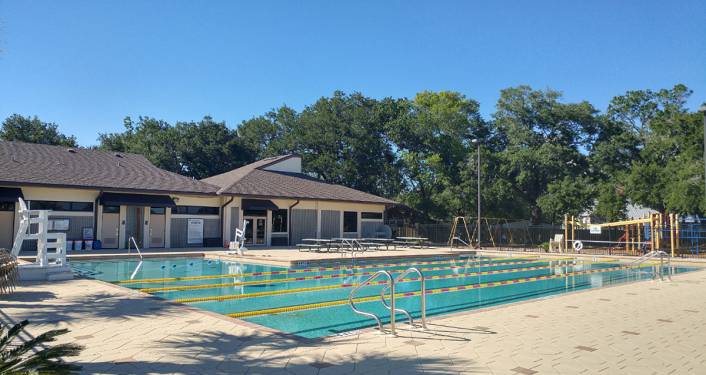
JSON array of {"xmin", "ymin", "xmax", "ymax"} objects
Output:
[
  {"xmin": 589, "ymin": 225, "xmax": 602, "ymax": 234},
  {"xmin": 187, "ymin": 219, "xmax": 204, "ymax": 245},
  {"xmin": 49, "ymin": 219, "xmax": 70, "ymax": 231},
  {"xmin": 82, "ymin": 227, "xmax": 94, "ymax": 240}
]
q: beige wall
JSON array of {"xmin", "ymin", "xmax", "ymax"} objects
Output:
[{"xmin": 222, "ymin": 196, "xmax": 386, "ymax": 244}]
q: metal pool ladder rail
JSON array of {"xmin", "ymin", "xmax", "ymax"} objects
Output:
[
  {"xmin": 630, "ymin": 250, "xmax": 672, "ymax": 281},
  {"xmin": 381, "ymin": 267, "xmax": 427, "ymax": 330},
  {"xmin": 127, "ymin": 236, "xmax": 144, "ymax": 280},
  {"xmin": 348, "ymin": 270, "xmax": 396, "ymax": 335}
]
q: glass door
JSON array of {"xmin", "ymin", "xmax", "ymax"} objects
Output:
[{"xmin": 243, "ymin": 217, "xmax": 266, "ymax": 245}]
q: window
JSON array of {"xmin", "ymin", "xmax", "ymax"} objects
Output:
[
  {"xmin": 173, "ymin": 205, "xmax": 219, "ymax": 215},
  {"xmin": 30, "ymin": 201, "xmax": 93, "ymax": 212},
  {"xmin": 0, "ymin": 202, "xmax": 14, "ymax": 211},
  {"xmin": 361, "ymin": 212, "xmax": 383, "ymax": 220},
  {"xmin": 103, "ymin": 205, "xmax": 120, "ymax": 214},
  {"xmin": 272, "ymin": 209, "xmax": 288, "ymax": 233},
  {"xmin": 150, "ymin": 207, "xmax": 165, "ymax": 215},
  {"xmin": 343, "ymin": 211, "xmax": 358, "ymax": 233},
  {"xmin": 243, "ymin": 209, "xmax": 267, "ymax": 217}
]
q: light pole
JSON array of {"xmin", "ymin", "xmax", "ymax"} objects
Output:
[
  {"xmin": 472, "ymin": 139, "xmax": 481, "ymax": 249},
  {"xmin": 701, "ymin": 105, "xmax": 706, "ymax": 210}
]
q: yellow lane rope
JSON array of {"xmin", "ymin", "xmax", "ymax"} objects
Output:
[
  {"xmin": 118, "ymin": 255, "xmax": 543, "ymax": 285},
  {"xmin": 138, "ymin": 258, "xmax": 570, "ymax": 293},
  {"xmin": 119, "ymin": 255, "xmax": 538, "ymax": 285},
  {"xmin": 171, "ymin": 261, "xmax": 598, "ymax": 304},
  {"xmin": 225, "ymin": 264, "xmax": 647, "ymax": 319}
]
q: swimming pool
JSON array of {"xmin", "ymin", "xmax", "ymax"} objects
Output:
[{"xmin": 71, "ymin": 255, "xmax": 696, "ymax": 338}]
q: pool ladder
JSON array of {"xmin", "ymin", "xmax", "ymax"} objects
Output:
[
  {"xmin": 348, "ymin": 268, "xmax": 427, "ymax": 335},
  {"xmin": 630, "ymin": 250, "xmax": 672, "ymax": 281}
]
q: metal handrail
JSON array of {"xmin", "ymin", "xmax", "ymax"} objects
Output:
[
  {"xmin": 630, "ymin": 250, "xmax": 672, "ymax": 281},
  {"xmin": 380, "ymin": 267, "xmax": 427, "ymax": 329},
  {"xmin": 348, "ymin": 270, "xmax": 395, "ymax": 335},
  {"xmin": 128, "ymin": 236, "xmax": 144, "ymax": 280}
]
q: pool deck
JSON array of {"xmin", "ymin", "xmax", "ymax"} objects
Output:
[{"xmin": 1, "ymin": 263, "xmax": 705, "ymax": 374}]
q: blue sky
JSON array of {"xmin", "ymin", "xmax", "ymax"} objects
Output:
[{"xmin": 1, "ymin": 0, "xmax": 704, "ymax": 146}]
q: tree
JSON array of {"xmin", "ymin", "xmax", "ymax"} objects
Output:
[
  {"xmin": 493, "ymin": 86, "xmax": 599, "ymax": 223},
  {"xmin": 174, "ymin": 116, "xmax": 254, "ymax": 179},
  {"xmin": 1, "ymin": 114, "xmax": 78, "ymax": 147},
  {"xmin": 390, "ymin": 91, "xmax": 486, "ymax": 220},
  {"xmin": 237, "ymin": 106, "xmax": 297, "ymax": 159},
  {"xmin": 98, "ymin": 116, "xmax": 182, "ymax": 174},
  {"xmin": 99, "ymin": 116, "xmax": 255, "ymax": 179},
  {"xmin": 614, "ymin": 85, "xmax": 704, "ymax": 214}
]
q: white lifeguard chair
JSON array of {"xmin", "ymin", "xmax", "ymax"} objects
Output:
[
  {"xmin": 227, "ymin": 220, "xmax": 248, "ymax": 256},
  {"xmin": 11, "ymin": 198, "xmax": 72, "ymax": 281}
]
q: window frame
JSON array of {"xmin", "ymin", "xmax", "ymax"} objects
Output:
[
  {"xmin": 30, "ymin": 200, "xmax": 94, "ymax": 212},
  {"xmin": 343, "ymin": 211, "xmax": 358, "ymax": 233},
  {"xmin": 271, "ymin": 209, "xmax": 288, "ymax": 233},
  {"xmin": 173, "ymin": 205, "xmax": 219, "ymax": 216},
  {"xmin": 102, "ymin": 205, "xmax": 120, "ymax": 214},
  {"xmin": 361, "ymin": 212, "xmax": 383, "ymax": 220}
]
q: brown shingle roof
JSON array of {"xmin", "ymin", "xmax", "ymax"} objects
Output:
[
  {"xmin": 0, "ymin": 141, "xmax": 219, "ymax": 195},
  {"xmin": 202, "ymin": 156, "xmax": 396, "ymax": 204}
]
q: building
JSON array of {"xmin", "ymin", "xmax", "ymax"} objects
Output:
[{"xmin": 0, "ymin": 141, "xmax": 395, "ymax": 250}]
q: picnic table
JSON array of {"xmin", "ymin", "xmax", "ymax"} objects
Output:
[
  {"xmin": 361, "ymin": 238, "xmax": 396, "ymax": 251},
  {"xmin": 298, "ymin": 238, "xmax": 335, "ymax": 252},
  {"xmin": 395, "ymin": 236, "xmax": 429, "ymax": 248}
]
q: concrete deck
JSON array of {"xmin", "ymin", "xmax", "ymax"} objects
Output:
[{"xmin": 1, "ymin": 266, "xmax": 705, "ymax": 374}]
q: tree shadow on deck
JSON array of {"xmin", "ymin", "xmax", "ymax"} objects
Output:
[{"xmin": 76, "ymin": 328, "xmax": 489, "ymax": 374}]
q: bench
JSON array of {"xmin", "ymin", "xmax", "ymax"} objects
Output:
[{"xmin": 296, "ymin": 244, "xmax": 323, "ymax": 252}]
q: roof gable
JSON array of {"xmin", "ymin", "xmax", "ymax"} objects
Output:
[{"xmin": 202, "ymin": 155, "xmax": 395, "ymax": 204}]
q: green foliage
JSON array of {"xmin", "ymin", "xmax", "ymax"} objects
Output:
[
  {"xmin": 98, "ymin": 116, "xmax": 254, "ymax": 179},
  {"xmin": 0, "ymin": 320, "xmax": 83, "ymax": 374},
  {"xmin": 0, "ymin": 114, "xmax": 77, "ymax": 147},
  {"xmin": 3, "ymin": 84, "xmax": 704, "ymax": 222}
]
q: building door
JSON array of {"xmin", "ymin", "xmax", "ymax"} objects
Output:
[
  {"xmin": 0, "ymin": 202, "xmax": 15, "ymax": 249},
  {"xmin": 243, "ymin": 217, "xmax": 266, "ymax": 245},
  {"xmin": 149, "ymin": 207, "xmax": 165, "ymax": 248},
  {"xmin": 101, "ymin": 205, "xmax": 120, "ymax": 249},
  {"xmin": 124, "ymin": 206, "xmax": 143, "ymax": 248}
]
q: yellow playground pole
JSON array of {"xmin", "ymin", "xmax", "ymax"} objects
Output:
[
  {"xmin": 624, "ymin": 225, "xmax": 629, "ymax": 254},
  {"xmin": 650, "ymin": 214, "xmax": 655, "ymax": 251},
  {"xmin": 637, "ymin": 224, "xmax": 642, "ymax": 253}
]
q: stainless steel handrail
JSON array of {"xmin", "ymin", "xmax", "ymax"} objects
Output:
[
  {"xmin": 348, "ymin": 270, "xmax": 396, "ymax": 334},
  {"xmin": 630, "ymin": 250, "xmax": 672, "ymax": 281},
  {"xmin": 380, "ymin": 267, "xmax": 427, "ymax": 329},
  {"xmin": 128, "ymin": 236, "xmax": 144, "ymax": 280}
]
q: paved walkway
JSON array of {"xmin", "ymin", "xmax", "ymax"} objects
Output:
[{"xmin": 1, "ymin": 269, "xmax": 705, "ymax": 374}]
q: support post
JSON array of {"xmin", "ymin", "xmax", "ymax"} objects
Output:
[
  {"xmin": 571, "ymin": 215, "xmax": 575, "ymax": 252},
  {"xmin": 674, "ymin": 214, "xmax": 679, "ymax": 251},
  {"xmin": 637, "ymin": 222, "xmax": 641, "ymax": 254},
  {"xmin": 625, "ymin": 225, "xmax": 629, "ymax": 254},
  {"xmin": 564, "ymin": 214, "xmax": 568, "ymax": 253},
  {"xmin": 669, "ymin": 214, "xmax": 675, "ymax": 257}
]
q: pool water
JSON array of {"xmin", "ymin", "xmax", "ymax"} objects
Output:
[{"xmin": 70, "ymin": 255, "xmax": 697, "ymax": 338}]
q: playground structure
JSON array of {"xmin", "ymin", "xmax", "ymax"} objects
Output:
[
  {"xmin": 562, "ymin": 213, "xmax": 683, "ymax": 257},
  {"xmin": 10, "ymin": 198, "xmax": 72, "ymax": 281}
]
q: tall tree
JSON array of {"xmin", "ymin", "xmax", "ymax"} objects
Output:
[
  {"xmin": 389, "ymin": 91, "xmax": 486, "ymax": 220},
  {"xmin": 1, "ymin": 114, "xmax": 78, "ymax": 147},
  {"xmin": 493, "ymin": 86, "xmax": 598, "ymax": 223}
]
